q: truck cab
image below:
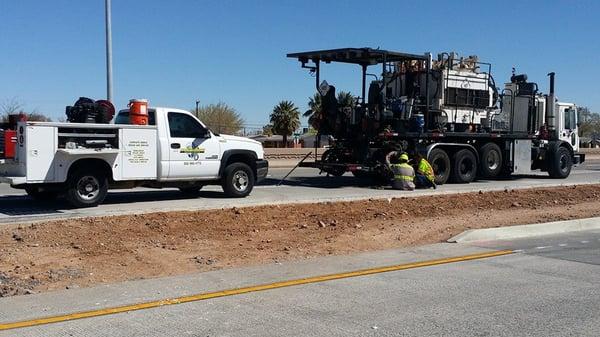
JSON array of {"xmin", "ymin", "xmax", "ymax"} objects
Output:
[
  {"xmin": 114, "ymin": 107, "xmax": 266, "ymax": 183},
  {"xmin": 0, "ymin": 107, "xmax": 268, "ymax": 207}
]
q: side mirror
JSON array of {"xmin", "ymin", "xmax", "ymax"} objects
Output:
[{"xmin": 199, "ymin": 130, "xmax": 211, "ymax": 139}]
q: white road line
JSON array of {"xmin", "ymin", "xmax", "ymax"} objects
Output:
[
  {"xmin": 535, "ymin": 246, "xmax": 552, "ymax": 249},
  {"xmin": 558, "ymin": 243, "xmax": 568, "ymax": 247},
  {"xmin": 581, "ymin": 240, "xmax": 589, "ymax": 244}
]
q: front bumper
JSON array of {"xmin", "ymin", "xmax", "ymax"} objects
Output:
[
  {"xmin": 256, "ymin": 160, "xmax": 269, "ymax": 182},
  {"xmin": 574, "ymin": 153, "xmax": 585, "ymax": 164}
]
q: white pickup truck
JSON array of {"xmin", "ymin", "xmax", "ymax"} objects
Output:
[{"xmin": 0, "ymin": 107, "xmax": 268, "ymax": 207}]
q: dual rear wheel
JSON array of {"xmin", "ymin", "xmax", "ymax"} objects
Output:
[{"xmin": 428, "ymin": 142, "xmax": 503, "ymax": 185}]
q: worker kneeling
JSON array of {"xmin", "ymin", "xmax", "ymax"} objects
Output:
[
  {"xmin": 387, "ymin": 152, "xmax": 415, "ymax": 191},
  {"xmin": 413, "ymin": 153, "xmax": 436, "ymax": 189}
]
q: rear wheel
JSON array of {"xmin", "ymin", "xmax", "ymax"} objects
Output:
[
  {"xmin": 65, "ymin": 170, "xmax": 108, "ymax": 208},
  {"xmin": 25, "ymin": 187, "xmax": 59, "ymax": 202},
  {"xmin": 548, "ymin": 146, "xmax": 572, "ymax": 178},
  {"xmin": 222, "ymin": 162, "xmax": 255, "ymax": 197},
  {"xmin": 478, "ymin": 143, "xmax": 503, "ymax": 178},
  {"xmin": 428, "ymin": 148, "xmax": 451, "ymax": 185},
  {"xmin": 450, "ymin": 149, "xmax": 477, "ymax": 183}
]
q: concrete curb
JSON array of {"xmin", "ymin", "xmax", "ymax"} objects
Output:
[{"xmin": 448, "ymin": 217, "xmax": 600, "ymax": 243}]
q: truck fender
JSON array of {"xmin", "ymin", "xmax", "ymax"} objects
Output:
[
  {"xmin": 424, "ymin": 143, "xmax": 479, "ymax": 163},
  {"xmin": 546, "ymin": 140, "xmax": 574, "ymax": 161},
  {"xmin": 62, "ymin": 158, "xmax": 114, "ymax": 183},
  {"xmin": 218, "ymin": 150, "xmax": 258, "ymax": 178}
]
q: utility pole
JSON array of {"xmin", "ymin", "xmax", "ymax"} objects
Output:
[
  {"xmin": 195, "ymin": 100, "xmax": 200, "ymax": 116},
  {"xmin": 105, "ymin": 0, "xmax": 113, "ymax": 102}
]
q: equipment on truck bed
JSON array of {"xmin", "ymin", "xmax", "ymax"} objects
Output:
[
  {"xmin": 65, "ymin": 97, "xmax": 115, "ymax": 124},
  {"xmin": 288, "ymin": 47, "xmax": 584, "ymax": 184}
]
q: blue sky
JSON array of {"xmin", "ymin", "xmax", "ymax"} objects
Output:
[{"xmin": 1, "ymin": 0, "xmax": 598, "ymax": 127}]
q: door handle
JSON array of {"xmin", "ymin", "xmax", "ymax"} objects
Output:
[{"xmin": 171, "ymin": 143, "xmax": 181, "ymax": 149}]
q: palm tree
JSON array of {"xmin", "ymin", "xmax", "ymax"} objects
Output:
[
  {"xmin": 304, "ymin": 93, "xmax": 322, "ymax": 129},
  {"xmin": 270, "ymin": 100, "xmax": 300, "ymax": 148},
  {"xmin": 337, "ymin": 91, "xmax": 356, "ymax": 109}
]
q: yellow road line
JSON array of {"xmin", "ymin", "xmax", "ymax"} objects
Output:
[{"xmin": 0, "ymin": 249, "xmax": 513, "ymax": 331}]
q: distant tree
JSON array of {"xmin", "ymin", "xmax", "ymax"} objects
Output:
[
  {"xmin": 262, "ymin": 124, "xmax": 273, "ymax": 136},
  {"xmin": 25, "ymin": 112, "xmax": 52, "ymax": 122},
  {"xmin": 192, "ymin": 102, "xmax": 244, "ymax": 134},
  {"xmin": 304, "ymin": 93, "xmax": 322, "ymax": 129},
  {"xmin": 0, "ymin": 98, "xmax": 52, "ymax": 122},
  {"xmin": 578, "ymin": 106, "xmax": 592, "ymax": 124},
  {"xmin": 577, "ymin": 106, "xmax": 600, "ymax": 138},
  {"xmin": 0, "ymin": 97, "xmax": 23, "ymax": 115},
  {"xmin": 270, "ymin": 100, "xmax": 300, "ymax": 148}
]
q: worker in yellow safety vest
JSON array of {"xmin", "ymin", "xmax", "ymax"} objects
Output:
[
  {"xmin": 414, "ymin": 153, "xmax": 436, "ymax": 189},
  {"xmin": 386, "ymin": 152, "xmax": 415, "ymax": 191}
]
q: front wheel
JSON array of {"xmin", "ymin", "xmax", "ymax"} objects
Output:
[
  {"xmin": 65, "ymin": 170, "xmax": 108, "ymax": 208},
  {"xmin": 548, "ymin": 146, "xmax": 572, "ymax": 178},
  {"xmin": 222, "ymin": 162, "xmax": 255, "ymax": 197}
]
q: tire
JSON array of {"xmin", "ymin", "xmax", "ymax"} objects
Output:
[
  {"xmin": 178, "ymin": 185, "xmax": 203, "ymax": 196},
  {"xmin": 25, "ymin": 187, "xmax": 59, "ymax": 202},
  {"xmin": 428, "ymin": 148, "xmax": 451, "ymax": 185},
  {"xmin": 450, "ymin": 149, "xmax": 477, "ymax": 184},
  {"xmin": 548, "ymin": 146, "xmax": 572, "ymax": 179},
  {"xmin": 321, "ymin": 149, "xmax": 346, "ymax": 177},
  {"xmin": 222, "ymin": 162, "xmax": 255, "ymax": 197},
  {"xmin": 65, "ymin": 170, "xmax": 108, "ymax": 208},
  {"xmin": 478, "ymin": 143, "xmax": 503, "ymax": 178}
]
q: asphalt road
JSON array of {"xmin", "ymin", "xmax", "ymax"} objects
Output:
[
  {"xmin": 1, "ymin": 230, "xmax": 598, "ymax": 336},
  {"xmin": 1, "ymin": 161, "xmax": 600, "ymax": 224}
]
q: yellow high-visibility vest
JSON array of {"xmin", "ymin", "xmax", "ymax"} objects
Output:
[
  {"xmin": 418, "ymin": 159, "xmax": 435, "ymax": 183},
  {"xmin": 391, "ymin": 163, "xmax": 415, "ymax": 181}
]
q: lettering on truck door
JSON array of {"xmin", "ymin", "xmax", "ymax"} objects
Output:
[{"xmin": 166, "ymin": 112, "xmax": 220, "ymax": 179}]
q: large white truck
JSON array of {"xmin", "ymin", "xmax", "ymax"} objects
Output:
[
  {"xmin": 288, "ymin": 48, "xmax": 584, "ymax": 183},
  {"xmin": 0, "ymin": 107, "xmax": 268, "ymax": 207}
]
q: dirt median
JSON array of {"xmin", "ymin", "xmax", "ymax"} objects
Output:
[{"xmin": 2, "ymin": 184, "xmax": 600, "ymax": 297}]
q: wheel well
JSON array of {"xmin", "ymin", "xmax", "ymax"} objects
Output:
[
  {"xmin": 67, "ymin": 158, "xmax": 113, "ymax": 182},
  {"xmin": 559, "ymin": 142, "xmax": 574, "ymax": 157},
  {"xmin": 220, "ymin": 151, "xmax": 257, "ymax": 178},
  {"xmin": 426, "ymin": 143, "xmax": 479, "ymax": 164}
]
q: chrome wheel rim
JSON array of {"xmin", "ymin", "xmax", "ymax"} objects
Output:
[
  {"xmin": 77, "ymin": 176, "xmax": 100, "ymax": 201},
  {"xmin": 232, "ymin": 171, "xmax": 249, "ymax": 192},
  {"xmin": 487, "ymin": 150, "xmax": 500, "ymax": 171}
]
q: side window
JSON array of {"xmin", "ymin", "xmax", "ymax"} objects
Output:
[
  {"xmin": 168, "ymin": 112, "xmax": 206, "ymax": 138},
  {"xmin": 564, "ymin": 108, "xmax": 575, "ymax": 130}
]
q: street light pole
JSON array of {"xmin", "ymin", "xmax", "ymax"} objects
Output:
[
  {"xmin": 105, "ymin": 0, "xmax": 113, "ymax": 102},
  {"xmin": 195, "ymin": 100, "xmax": 200, "ymax": 116}
]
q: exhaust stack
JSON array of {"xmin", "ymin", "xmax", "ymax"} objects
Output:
[{"xmin": 545, "ymin": 72, "xmax": 556, "ymax": 131}]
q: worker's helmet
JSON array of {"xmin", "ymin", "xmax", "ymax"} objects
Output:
[{"xmin": 399, "ymin": 153, "xmax": 409, "ymax": 162}]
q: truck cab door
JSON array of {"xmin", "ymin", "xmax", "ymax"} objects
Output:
[
  {"xmin": 558, "ymin": 104, "xmax": 579, "ymax": 151},
  {"xmin": 166, "ymin": 111, "xmax": 221, "ymax": 179}
]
